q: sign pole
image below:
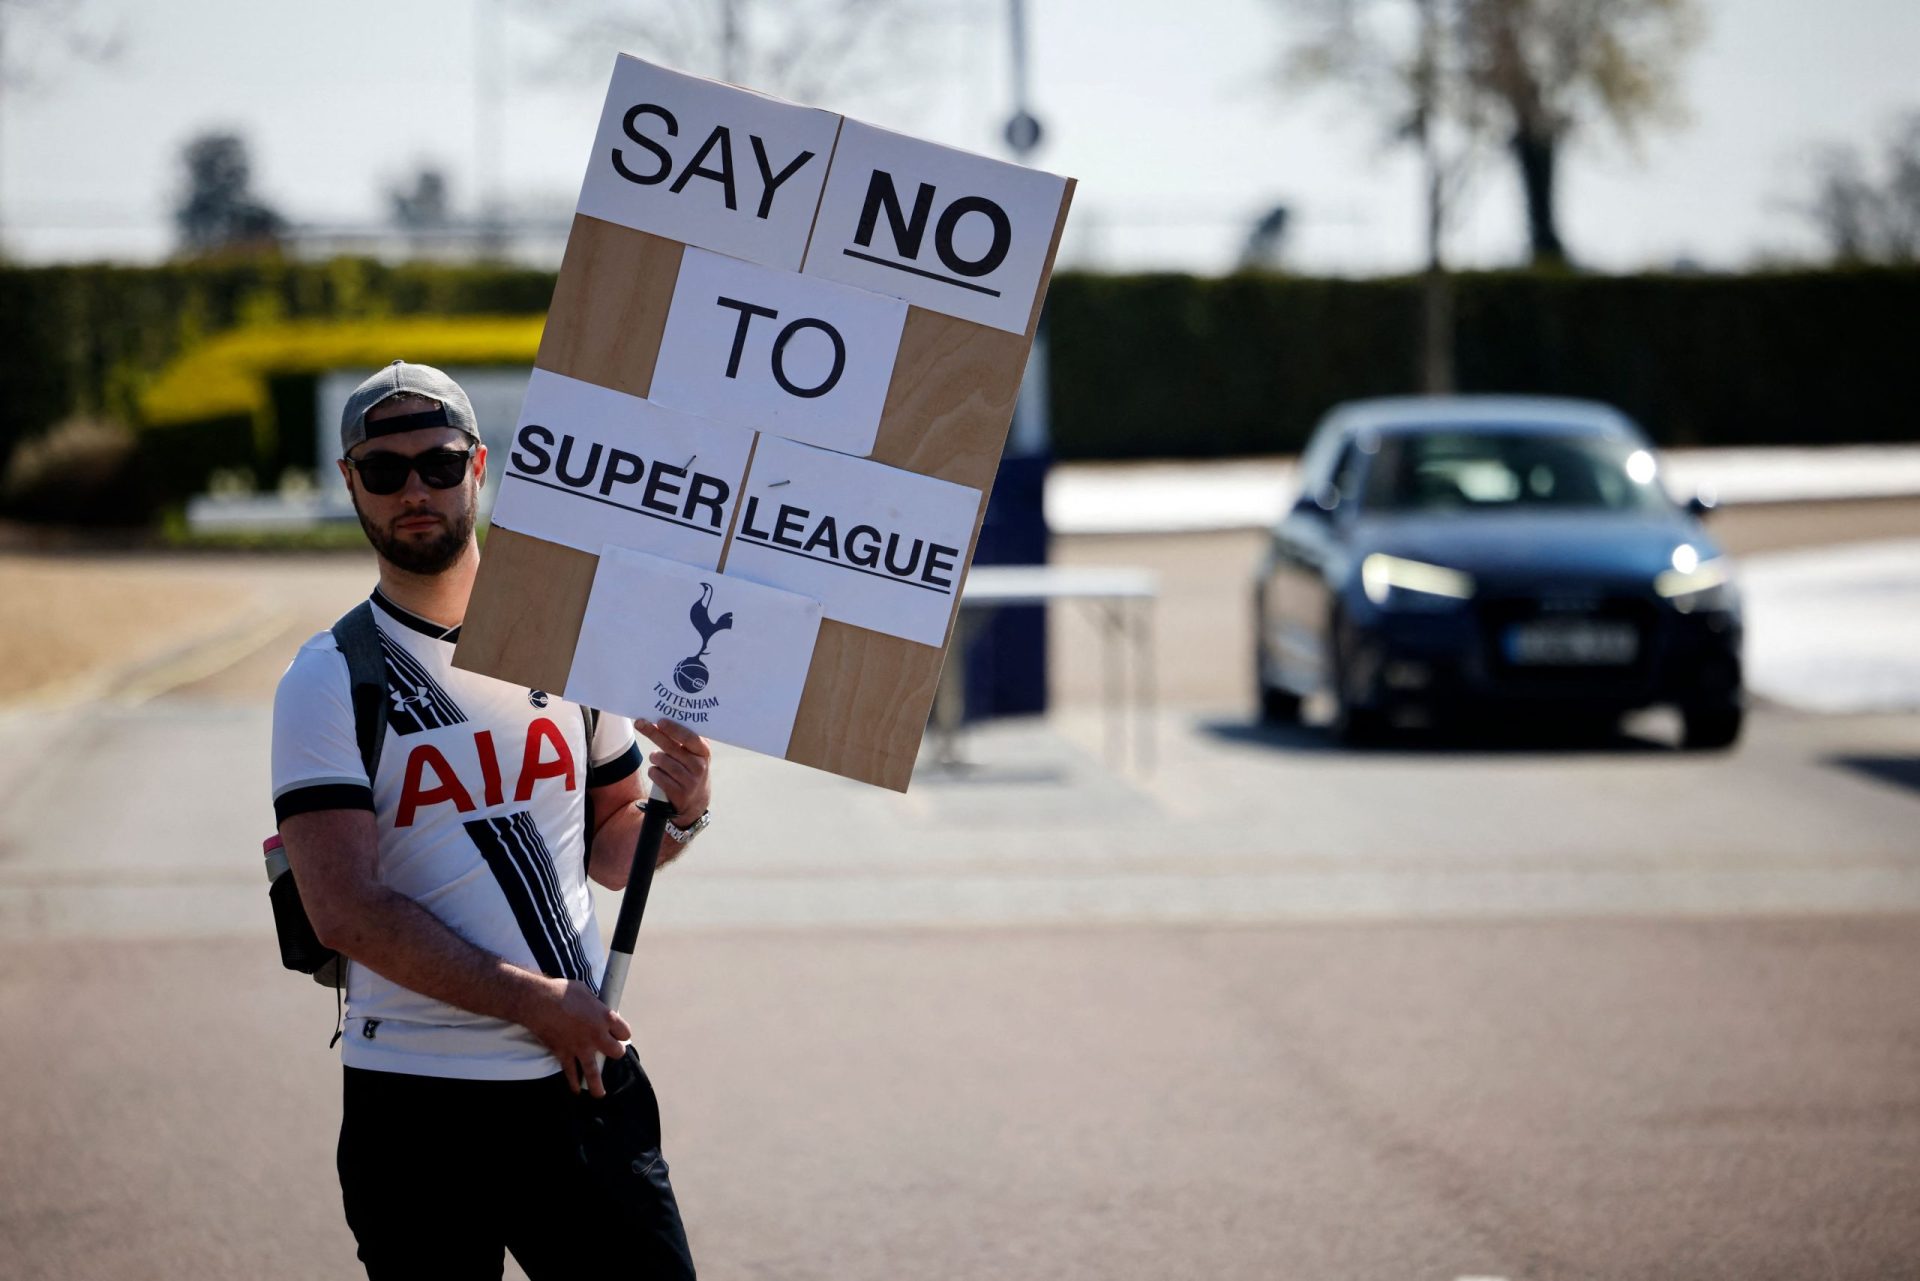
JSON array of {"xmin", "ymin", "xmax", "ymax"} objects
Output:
[{"xmin": 597, "ymin": 782, "xmax": 674, "ymax": 1009}]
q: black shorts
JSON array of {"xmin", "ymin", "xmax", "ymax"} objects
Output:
[{"xmin": 338, "ymin": 1058, "xmax": 696, "ymax": 1280}]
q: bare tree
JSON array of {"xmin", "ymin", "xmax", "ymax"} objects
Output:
[
  {"xmin": 1461, "ymin": 0, "xmax": 1701, "ymax": 266},
  {"xmin": 1276, "ymin": 0, "xmax": 1701, "ymax": 270},
  {"xmin": 527, "ymin": 0, "xmax": 948, "ymax": 108},
  {"xmin": 1280, "ymin": 0, "xmax": 1488, "ymax": 389},
  {"xmin": 1804, "ymin": 112, "xmax": 1920, "ymax": 265}
]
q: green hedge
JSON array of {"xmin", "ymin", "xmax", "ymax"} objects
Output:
[
  {"xmin": 0, "ymin": 258, "xmax": 553, "ymax": 474},
  {"xmin": 5, "ymin": 259, "xmax": 1916, "ymax": 482},
  {"xmin": 1045, "ymin": 266, "xmax": 1920, "ymax": 457}
]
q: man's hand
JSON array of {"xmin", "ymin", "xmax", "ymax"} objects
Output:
[
  {"xmin": 636, "ymin": 718, "xmax": 713, "ymax": 829},
  {"xmin": 519, "ymin": 975, "xmax": 632, "ymax": 1097}
]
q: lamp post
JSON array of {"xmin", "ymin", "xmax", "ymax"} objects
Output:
[{"xmin": 966, "ymin": 0, "xmax": 1053, "ymax": 719}]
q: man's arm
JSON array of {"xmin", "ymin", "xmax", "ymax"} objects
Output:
[
  {"xmin": 279, "ymin": 807, "xmax": 629, "ymax": 1096},
  {"xmin": 586, "ymin": 718, "xmax": 714, "ymax": 890}
]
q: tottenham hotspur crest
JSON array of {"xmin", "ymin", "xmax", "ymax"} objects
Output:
[{"xmin": 674, "ymin": 582, "xmax": 734, "ymax": 695}]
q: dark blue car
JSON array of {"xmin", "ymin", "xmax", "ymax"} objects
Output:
[{"xmin": 1253, "ymin": 396, "xmax": 1744, "ymax": 748}]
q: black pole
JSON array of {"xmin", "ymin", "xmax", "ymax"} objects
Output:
[{"xmin": 598, "ymin": 786, "xmax": 674, "ymax": 1006}]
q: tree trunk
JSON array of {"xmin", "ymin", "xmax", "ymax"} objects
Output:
[
  {"xmin": 1419, "ymin": 109, "xmax": 1454, "ymax": 394},
  {"xmin": 1512, "ymin": 127, "xmax": 1567, "ymax": 267},
  {"xmin": 1420, "ymin": 268, "xmax": 1454, "ymax": 394}
]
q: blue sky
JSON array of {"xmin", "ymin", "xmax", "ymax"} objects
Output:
[{"xmin": 4, "ymin": 0, "xmax": 1917, "ymax": 273}]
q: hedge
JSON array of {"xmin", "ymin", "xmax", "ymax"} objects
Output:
[
  {"xmin": 1043, "ymin": 266, "xmax": 1920, "ymax": 458},
  {"xmin": 0, "ymin": 257, "xmax": 553, "ymax": 476},
  {"xmin": 4, "ymin": 258, "xmax": 1916, "ymax": 491}
]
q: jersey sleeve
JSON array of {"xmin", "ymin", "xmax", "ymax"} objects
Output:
[
  {"xmin": 271, "ymin": 637, "xmax": 375, "ymax": 823},
  {"xmin": 585, "ymin": 710, "xmax": 641, "ymax": 788}
]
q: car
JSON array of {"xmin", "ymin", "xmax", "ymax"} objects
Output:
[{"xmin": 1253, "ymin": 396, "xmax": 1744, "ymax": 749}]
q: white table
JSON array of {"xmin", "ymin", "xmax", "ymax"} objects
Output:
[{"xmin": 932, "ymin": 565, "xmax": 1159, "ymax": 771}]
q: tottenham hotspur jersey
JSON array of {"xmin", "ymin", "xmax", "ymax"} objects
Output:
[{"xmin": 270, "ymin": 588, "xmax": 642, "ymax": 1080}]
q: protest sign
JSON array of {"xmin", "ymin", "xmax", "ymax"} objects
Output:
[
  {"xmin": 455, "ymin": 55, "xmax": 1073, "ymax": 791},
  {"xmin": 577, "ymin": 54, "xmax": 841, "ymax": 271},
  {"xmin": 649, "ymin": 248, "xmax": 907, "ymax": 457},
  {"xmin": 566, "ymin": 547, "xmax": 822, "ymax": 758},
  {"xmin": 724, "ymin": 435, "xmax": 981, "ymax": 646},
  {"xmin": 489, "ymin": 369, "xmax": 755, "ymax": 569}
]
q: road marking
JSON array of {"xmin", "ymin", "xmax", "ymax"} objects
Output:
[{"xmin": 114, "ymin": 613, "xmax": 292, "ymax": 706}]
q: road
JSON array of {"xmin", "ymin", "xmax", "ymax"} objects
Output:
[{"xmin": 2, "ymin": 504, "xmax": 1919, "ymax": 1280}]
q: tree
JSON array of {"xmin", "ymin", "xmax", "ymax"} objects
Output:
[
  {"xmin": 1803, "ymin": 112, "xmax": 1920, "ymax": 266},
  {"xmin": 173, "ymin": 132, "xmax": 286, "ymax": 256},
  {"xmin": 1279, "ymin": 0, "xmax": 1488, "ymax": 389},
  {"xmin": 1461, "ymin": 0, "xmax": 1701, "ymax": 266},
  {"xmin": 1277, "ymin": 0, "xmax": 1702, "ymax": 268},
  {"xmin": 388, "ymin": 166, "xmax": 453, "ymax": 230}
]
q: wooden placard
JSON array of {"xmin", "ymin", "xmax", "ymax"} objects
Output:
[{"xmin": 456, "ymin": 58, "xmax": 1072, "ymax": 792}]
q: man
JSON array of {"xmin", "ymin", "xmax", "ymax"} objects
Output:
[{"xmin": 271, "ymin": 360, "xmax": 705, "ymax": 1278}]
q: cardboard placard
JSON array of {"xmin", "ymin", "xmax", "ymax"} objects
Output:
[
  {"xmin": 724, "ymin": 434, "xmax": 981, "ymax": 647},
  {"xmin": 457, "ymin": 55, "xmax": 1074, "ymax": 791},
  {"xmin": 649, "ymin": 247, "xmax": 907, "ymax": 456},
  {"xmin": 490, "ymin": 369, "xmax": 756, "ymax": 568},
  {"xmin": 802, "ymin": 120, "xmax": 1070, "ymax": 334},
  {"xmin": 565, "ymin": 546, "xmax": 822, "ymax": 758},
  {"xmin": 576, "ymin": 54, "xmax": 842, "ymax": 271}
]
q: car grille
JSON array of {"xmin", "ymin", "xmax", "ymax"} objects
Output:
[{"xmin": 1475, "ymin": 593, "xmax": 1660, "ymax": 692}]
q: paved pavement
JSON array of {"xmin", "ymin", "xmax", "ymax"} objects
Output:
[
  {"xmin": 3, "ymin": 697, "xmax": 1919, "ymax": 1280},
  {"xmin": 4, "ymin": 501, "xmax": 1920, "ymax": 1279}
]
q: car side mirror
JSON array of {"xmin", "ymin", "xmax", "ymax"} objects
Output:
[{"xmin": 1291, "ymin": 484, "xmax": 1340, "ymax": 519}]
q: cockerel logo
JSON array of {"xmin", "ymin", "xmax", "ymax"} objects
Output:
[{"xmin": 673, "ymin": 582, "xmax": 735, "ymax": 695}]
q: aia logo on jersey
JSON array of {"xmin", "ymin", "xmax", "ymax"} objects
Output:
[
  {"xmin": 394, "ymin": 717, "xmax": 577, "ymax": 827},
  {"xmin": 528, "ymin": 689, "xmax": 550, "ymax": 708}
]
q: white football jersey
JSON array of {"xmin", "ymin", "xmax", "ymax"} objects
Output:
[{"xmin": 271, "ymin": 589, "xmax": 641, "ymax": 1079}]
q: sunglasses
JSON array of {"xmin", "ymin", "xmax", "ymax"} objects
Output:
[{"xmin": 344, "ymin": 445, "xmax": 476, "ymax": 496}]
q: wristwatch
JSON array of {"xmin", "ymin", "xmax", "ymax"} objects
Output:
[{"xmin": 665, "ymin": 809, "xmax": 711, "ymax": 846}]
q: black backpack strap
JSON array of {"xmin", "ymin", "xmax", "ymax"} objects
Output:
[{"xmin": 331, "ymin": 600, "xmax": 389, "ymax": 783}]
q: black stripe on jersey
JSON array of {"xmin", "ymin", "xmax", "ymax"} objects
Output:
[
  {"xmin": 273, "ymin": 782, "xmax": 375, "ymax": 823},
  {"xmin": 501, "ymin": 812, "xmax": 596, "ymax": 983},
  {"xmin": 371, "ymin": 588, "xmax": 463, "ymax": 644},
  {"xmin": 463, "ymin": 814, "xmax": 592, "ymax": 984},
  {"xmin": 377, "ymin": 629, "xmax": 467, "ymax": 736},
  {"xmin": 586, "ymin": 741, "xmax": 642, "ymax": 788}
]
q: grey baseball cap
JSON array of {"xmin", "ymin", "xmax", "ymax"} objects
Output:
[{"xmin": 339, "ymin": 360, "xmax": 480, "ymax": 455}]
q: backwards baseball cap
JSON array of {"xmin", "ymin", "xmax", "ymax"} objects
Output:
[{"xmin": 339, "ymin": 360, "xmax": 481, "ymax": 455}]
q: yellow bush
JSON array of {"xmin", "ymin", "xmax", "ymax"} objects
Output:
[{"xmin": 139, "ymin": 315, "xmax": 546, "ymax": 428}]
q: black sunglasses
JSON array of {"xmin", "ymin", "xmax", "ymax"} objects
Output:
[{"xmin": 344, "ymin": 445, "xmax": 476, "ymax": 495}]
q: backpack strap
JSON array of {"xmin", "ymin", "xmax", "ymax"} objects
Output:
[{"xmin": 331, "ymin": 600, "xmax": 389, "ymax": 784}]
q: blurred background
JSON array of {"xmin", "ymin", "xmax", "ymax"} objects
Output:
[{"xmin": 2, "ymin": 1, "xmax": 1918, "ymax": 1278}]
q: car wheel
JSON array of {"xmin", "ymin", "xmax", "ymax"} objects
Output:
[
  {"xmin": 1253, "ymin": 592, "xmax": 1302, "ymax": 724},
  {"xmin": 1330, "ymin": 617, "xmax": 1388, "ymax": 747},
  {"xmin": 1260, "ymin": 683, "xmax": 1302, "ymax": 724},
  {"xmin": 1681, "ymin": 703, "xmax": 1743, "ymax": 751}
]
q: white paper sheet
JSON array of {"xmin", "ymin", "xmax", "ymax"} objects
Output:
[
  {"xmin": 802, "ymin": 120, "xmax": 1067, "ymax": 334},
  {"xmin": 576, "ymin": 55, "xmax": 843, "ymax": 271},
  {"xmin": 649, "ymin": 248, "xmax": 907, "ymax": 456},
  {"xmin": 564, "ymin": 546, "xmax": 823, "ymax": 759},
  {"xmin": 489, "ymin": 369, "xmax": 755, "ymax": 569},
  {"xmin": 722, "ymin": 434, "xmax": 983, "ymax": 646}
]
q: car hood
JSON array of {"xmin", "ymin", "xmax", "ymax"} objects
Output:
[{"xmin": 1351, "ymin": 510, "xmax": 1721, "ymax": 582}]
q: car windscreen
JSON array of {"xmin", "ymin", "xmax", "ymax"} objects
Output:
[{"xmin": 1362, "ymin": 429, "xmax": 1671, "ymax": 515}]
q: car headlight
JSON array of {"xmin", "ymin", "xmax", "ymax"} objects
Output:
[
  {"xmin": 1654, "ymin": 557, "xmax": 1737, "ymax": 613},
  {"xmin": 1361, "ymin": 554, "xmax": 1475, "ymax": 609}
]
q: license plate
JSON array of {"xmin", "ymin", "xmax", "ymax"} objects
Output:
[{"xmin": 1504, "ymin": 619, "xmax": 1639, "ymax": 666}]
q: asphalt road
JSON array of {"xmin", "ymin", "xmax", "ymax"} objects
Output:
[{"xmin": 2, "ymin": 508, "xmax": 1919, "ymax": 1280}]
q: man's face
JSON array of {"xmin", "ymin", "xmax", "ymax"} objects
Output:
[{"xmin": 338, "ymin": 400, "xmax": 487, "ymax": 575}]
